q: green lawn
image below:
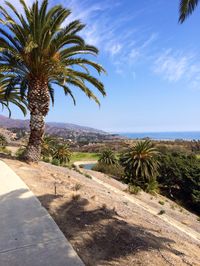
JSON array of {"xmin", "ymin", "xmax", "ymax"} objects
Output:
[{"xmin": 71, "ymin": 152, "xmax": 100, "ymax": 163}]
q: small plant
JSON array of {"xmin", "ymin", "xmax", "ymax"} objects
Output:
[
  {"xmin": 158, "ymin": 200, "xmax": 165, "ymax": 205},
  {"xmin": 51, "ymin": 158, "xmax": 60, "ymax": 166},
  {"xmin": 179, "ymin": 208, "xmax": 183, "ymax": 213},
  {"xmin": 158, "ymin": 209, "xmax": 165, "ymax": 215},
  {"xmin": 15, "ymin": 146, "xmax": 26, "ymax": 159},
  {"xmin": 72, "ymin": 194, "xmax": 81, "ymax": 201},
  {"xmin": 0, "ymin": 134, "xmax": 7, "ymax": 147},
  {"xmin": 101, "ymin": 203, "xmax": 107, "ymax": 209},
  {"xmin": 0, "ymin": 146, "xmax": 11, "ymax": 155},
  {"xmin": 145, "ymin": 178, "xmax": 159, "ymax": 195},
  {"xmin": 43, "ymin": 157, "xmax": 50, "ymax": 163},
  {"xmin": 74, "ymin": 183, "xmax": 82, "ymax": 191},
  {"xmin": 170, "ymin": 204, "xmax": 176, "ymax": 210},
  {"xmin": 128, "ymin": 184, "xmax": 141, "ymax": 195},
  {"xmin": 84, "ymin": 173, "xmax": 92, "ymax": 179}
]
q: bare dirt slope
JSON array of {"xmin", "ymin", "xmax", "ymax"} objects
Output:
[{"xmin": 2, "ymin": 158, "xmax": 200, "ymax": 266}]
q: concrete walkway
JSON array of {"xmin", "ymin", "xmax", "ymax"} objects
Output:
[{"xmin": 0, "ymin": 160, "xmax": 84, "ymax": 266}]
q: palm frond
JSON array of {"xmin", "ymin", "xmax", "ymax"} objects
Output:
[{"xmin": 179, "ymin": 0, "xmax": 199, "ymax": 23}]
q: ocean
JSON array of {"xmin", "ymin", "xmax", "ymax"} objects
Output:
[{"xmin": 118, "ymin": 132, "xmax": 200, "ymax": 141}]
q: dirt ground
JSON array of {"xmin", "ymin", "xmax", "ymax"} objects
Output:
[{"xmin": 2, "ymin": 157, "xmax": 200, "ymax": 266}]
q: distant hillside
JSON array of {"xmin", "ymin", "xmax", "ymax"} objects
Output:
[{"xmin": 0, "ymin": 115, "xmax": 106, "ymax": 135}]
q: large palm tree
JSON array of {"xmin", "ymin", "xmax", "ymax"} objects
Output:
[
  {"xmin": 179, "ymin": 0, "xmax": 199, "ymax": 23},
  {"xmin": 0, "ymin": 0, "xmax": 106, "ymax": 162},
  {"xmin": 120, "ymin": 140, "xmax": 159, "ymax": 186}
]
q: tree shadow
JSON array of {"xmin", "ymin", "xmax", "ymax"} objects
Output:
[{"xmin": 38, "ymin": 194, "xmax": 185, "ymax": 266}]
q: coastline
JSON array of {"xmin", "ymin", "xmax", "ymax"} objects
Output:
[{"xmin": 117, "ymin": 131, "xmax": 200, "ymax": 141}]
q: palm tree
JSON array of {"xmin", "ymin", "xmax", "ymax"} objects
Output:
[
  {"xmin": 41, "ymin": 135, "xmax": 56, "ymax": 159},
  {"xmin": 53, "ymin": 143, "xmax": 71, "ymax": 165},
  {"xmin": 98, "ymin": 149, "xmax": 117, "ymax": 165},
  {"xmin": 0, "ymin": 0, "xmax": 106, "ymax": 162},
  {"xmin": 179, "ymin": 0, "xmax": 199, "ymax": 23},
  {"xmin": 120, "ymin": 140, "xmax": 159, "ymax": 186},
  {"xmin": 0, "ymin": 77, "xmax": 27, "ymax": 117}
]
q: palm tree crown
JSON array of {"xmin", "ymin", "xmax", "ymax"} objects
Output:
[
  {"xmin": 0, "ymin": 0, "xmax": 106, "ymax": 161},
  {"xmin": 98, "ymin": 149, "xmax": 117, "ymax": 165},
  {"xmin": 120, "ymin": 140, "xmax": 159, "ymax": 185},
  {"xmin": 179, "ymin": 0, "xmax": 199, "ymax": 23}
]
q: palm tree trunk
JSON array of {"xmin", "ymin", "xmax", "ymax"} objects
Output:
[{"xmin": 24, "ymin": 78, "xmax": 50, "ymax": 162}]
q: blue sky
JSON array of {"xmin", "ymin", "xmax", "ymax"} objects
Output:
[{"xmin": 2, "ymin": 0, "xmax": 200, "ymax": 132}]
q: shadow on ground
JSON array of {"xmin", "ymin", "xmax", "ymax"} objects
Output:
[{"xmin": 38, "ymin": 193, "xmax": 184, "ymax": 266}]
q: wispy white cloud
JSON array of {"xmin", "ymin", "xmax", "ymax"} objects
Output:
[
  {"xmin": 3, "ymin": 0, "xmax": 159, "ymax": 78},
  {"xmin": 153, "ymin": 49, "xmax": 200, "ymax": 87}
]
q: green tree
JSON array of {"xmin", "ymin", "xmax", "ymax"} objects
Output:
[
  {"xmin": 53, "ymin": 143, "xmax": 71, "ymax": 165},
  {"xmin": 98, "ymin": 149, "xmax": 117, "ymax": 165},
  {"xmin": 0, "ymin": 134, "xmax": 7, "ymax": 147},
  {"xmin": 41, "ymin": 135, "xmax": 56, "ymax": 159},
  {"xmin": 179, "ymin": 0, "xmax": 199, "ymax": 23},
  {"xmin": 120, "ymin": 140, "xmax": 159, "ymax": 188},
  {"xmin": 158, "ymin": 152, "xmax": 200, "ymax": 213},
  {"xmin": 0, "ymin": 0, "xmax": 106, "ymax": 162}
]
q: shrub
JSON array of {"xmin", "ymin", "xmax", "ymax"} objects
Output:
[
  {"xmin": 144, "ymin": 178, "xmax": 159, "ymax": 194},
  {"xmin": 15, "ymin": 146, "xmax": 26, "ymax": 159},
  {"xmin": 51, "ymin": 158, "xmax": 60, "ymax": 166},
  {"xmin": 0, "ymin": 134, "xmax": 7, "ymax": 147},
  {"xmin": 158, "ymin": 151, "xmax": 200, "ymax": 214},
  {"xmin": 92, "ymin": 163, "xmax": 124, "ymax": 179},
  {"xmin": 84, "ymin": 173, "xmax": 92, "ymax": 179},
  {"xmin": 128, "ymin": 184, "xmax": 141, "ymax": 195},
  {"xmin": 0, "ymin": 146, "xmax": 11, "ymax": 155},
  {"xmin": 158, "ymin": 210, "xmax": 165, "ymax": 215}
]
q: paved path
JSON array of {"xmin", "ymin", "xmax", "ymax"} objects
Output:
[{"xmin": 0, "ymin": 160, "xmax": 84, "ymax": 266}]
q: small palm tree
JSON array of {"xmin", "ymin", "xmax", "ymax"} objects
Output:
[
  {"xmin": 179, "ymin": 0, "xmax": 199, "ymax": 23},
  {"xmin": 98, "ymin": 149, "xmax": 117, "ymax": 165},
  {"xmin": 41, "ymin": 135, "xmax": 56, "ymax": 159},
  {"xmin": 53, "ymin": 143, "xmax": 71, "ymax": 165},
  {"xmin": 120, "ymin": 140, "xmax": 159, "ymax": 186},
  {"xmin": 0, "ymin": 0, "xmax": 106, "ymax": 162}
]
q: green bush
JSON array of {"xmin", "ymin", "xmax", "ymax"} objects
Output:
[
  {"xmin": 158, "ymin": 151, "xmax": 200, "ymax": 214},
  {"xmin": 15, "ymin": 146, "xmax": 26, "ymax": 159},
  {"xmin": 0, "ymin": 146, "xmax": 11, "ymax": 155},
  {"xmin": 92, "ymin": 163, "xmax": 124, "ymax": 179},
  {"xmin": 158, "ymin": 210, "xmax": 165, "ymax": 215},
  {"xmin": 128, "ymin": 184, "xmax": 141, "ymax": 195},
  {"xmin": 0, "ymin": 134, "xmax": 7, "ymax": 147},
  {"xmin": 43, "ymin": 157, "xmax": 51, "ymax": 163},
  {"xmin": 144, "ymin": 178, "xmax": 159, "ymax": 194},
  {"xmin": 51, "ymin": 158, "xmax": 60, "ymax": 166}
]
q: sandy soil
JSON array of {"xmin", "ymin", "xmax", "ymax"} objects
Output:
[{"xmin": 2, "ymin": 157, "xmax": 200, "ymax": 266}]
